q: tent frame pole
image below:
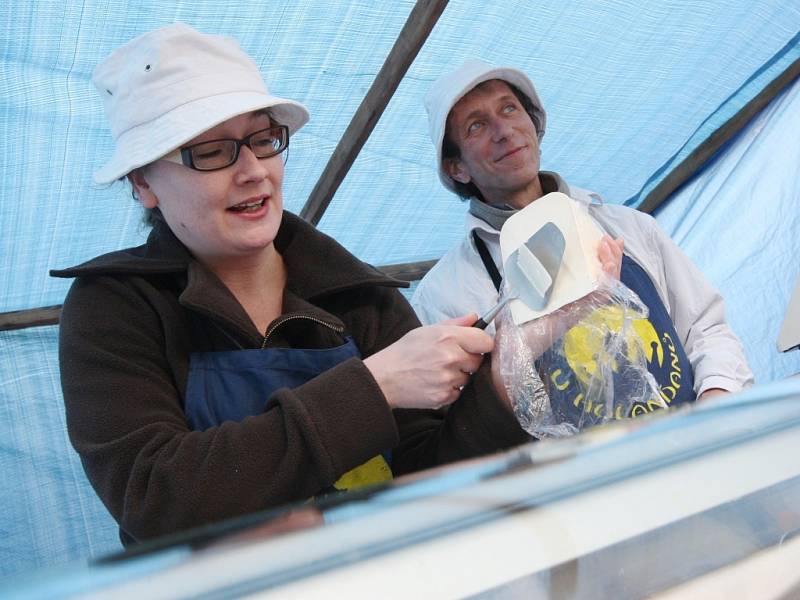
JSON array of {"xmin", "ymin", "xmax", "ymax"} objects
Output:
[
  {"xmin": 0, "ymin": 262, "xmax": 438, "ymax": 331},
  {"xmin": 5, "ymin": 39, "xmax": 800, "ymax": 332},
  {"xmin": 300, "ymin": 0, "xmax": 449, "ymax": 225},
  {"xmin": 639, "ymin": 55, "xmax": 800, "ymax": 213}
]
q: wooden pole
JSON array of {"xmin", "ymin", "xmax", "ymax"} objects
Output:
[
  {"xmin": 0, "ymin": 261, "xmax": 441, "ymax": 331},
  {"xmin": 379, "ymin": 259, "xmax": 437, "ymax": 282},
  {"xmin": 300, "ymin": 0, "xmax": 449, "ymax": 225},
  {"xmin": 0, "ymin": 306, "xmax": 61, "ymax": 331},
  {"xmin": 639, "ymin": 55, "xmax": 800, "ymax": 214}
]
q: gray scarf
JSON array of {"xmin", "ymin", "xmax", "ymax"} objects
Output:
[{"xmin": 468, "ymin": 171, "xmax": 567, "ymax": 230}]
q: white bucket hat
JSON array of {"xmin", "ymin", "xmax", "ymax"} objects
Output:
[
  {"xmin": 424, "ymin": 59, "xmax": 547, "ymax": 194},
  {"xmin": 92, "ymin": 23, "xmax": 310, "ymax": 184}
]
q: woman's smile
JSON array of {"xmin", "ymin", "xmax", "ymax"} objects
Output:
[{"xmin": 227, "ymin": 194, "xmax": 270, "ymax": 214}]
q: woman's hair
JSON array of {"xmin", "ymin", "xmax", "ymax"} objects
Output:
[
  {"xmin": 441, "ymin": 81, "xmax": 542, "ymax": 201},
  {"xmin": 141, "ymin": 193, "xmax": 165, "ymax": 229},
  {"xmin": 120, "ymin": 170, "xmax": 165, "ymax": 229},
  {"xmin": 125, "ymin": 110, "xmax": 281, "ymax": 228}
]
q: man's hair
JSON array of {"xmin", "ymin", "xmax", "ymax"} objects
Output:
[{"xmin": 441, "ymin": 80, "xmax": 542, "ymax": 200}]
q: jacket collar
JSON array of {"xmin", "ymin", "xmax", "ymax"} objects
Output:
[
  {"xmin": 464, "ymin": 170, "xmax": 599, "ymax": 235},
  {"xmin": 51, "ymin": 211, "xmax": 405, "ymax": 301},
  {"xmin": 275, "ymin": 212, "xmax": 406, "ymax": 300}
]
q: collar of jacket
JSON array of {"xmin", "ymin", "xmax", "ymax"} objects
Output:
[
  {"xmin": 50, "ymin": 211, "xmax": 407, "ymax": 302},
  {"xmin": 467, "ymin": 171, "xmax": 569, "ymax": 231}
]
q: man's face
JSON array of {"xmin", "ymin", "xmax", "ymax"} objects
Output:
[{"xmin": 445, "ymin": 80, "xmax": 541, "ymax": 207}]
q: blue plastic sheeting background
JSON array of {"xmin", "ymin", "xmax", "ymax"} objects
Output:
[
  {"xmin": 0, "ymin": 327, "xmax": 121, "ymax": 578},
  {"xmin": 1, "ymin": 0, "xmax": 800, "ymax": 582},
  {"xmin": 656, "ymin": 77, "xmax": 800, "ymax": 385},
  {"xmin": 1, "ymin": 80, "xmax": 797, "ymax": 584},
  {"xmin": 1, "ymin": 1, "xmax": 799, "ymax": 312}
]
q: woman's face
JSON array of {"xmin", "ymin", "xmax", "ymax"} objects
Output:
[{"xmin": 131, "ymin": 111, "xmax": 285, "ymax": 267}]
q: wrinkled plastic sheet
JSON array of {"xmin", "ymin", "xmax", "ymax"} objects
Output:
[{"xmin": 497, "ymin": 275, "xmax": 666, "ymax": 438}]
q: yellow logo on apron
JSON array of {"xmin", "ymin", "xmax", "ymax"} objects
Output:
[
  {"xmin": 333, "ymin": 454, "xmax": 392, "ymax": 491},
  {"xmin": 562, "ymin": 305, "xmax": 662, "ymax": 387}
]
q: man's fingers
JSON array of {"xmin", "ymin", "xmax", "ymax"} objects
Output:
[
  {"xmin": 597, "ymin": 235, "xmax": 624, "ymax": 278},
  {"xmin": 598, "ymin": 237, "xmax": 613, "ymax": 260}
]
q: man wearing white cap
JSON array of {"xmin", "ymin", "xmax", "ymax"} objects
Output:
[{"xmin": 412, "ymin": 59, "xmax": 753, "ymax": 412}]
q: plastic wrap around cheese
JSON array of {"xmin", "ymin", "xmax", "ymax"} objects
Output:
[{"xmin": 500, "ymin": 192, "xmax": 604, "ymax": 325}]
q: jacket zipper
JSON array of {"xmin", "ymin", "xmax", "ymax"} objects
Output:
[{"xmin": 261, "ymin": 315, "xmax": 344, "ymax": 349}]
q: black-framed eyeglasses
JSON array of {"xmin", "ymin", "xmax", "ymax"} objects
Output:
[{"xmin": 161, "ymin": 125, "xmax": 289, "ymax": 171}]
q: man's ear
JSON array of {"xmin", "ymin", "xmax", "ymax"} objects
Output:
[
  {"xmin": 444, "ymin": 158, "xmax": 471, "ymax": 185},
  {"xmin": 127, "ymin": 169, "xmax": 158, "ymax": 209}
]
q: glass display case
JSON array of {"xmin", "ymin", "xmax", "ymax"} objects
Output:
[{"xmin": 5, "ymin": 378, "xmax": 800, "ymax": 599}]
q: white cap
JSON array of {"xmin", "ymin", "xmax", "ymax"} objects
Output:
[
  {"xmin": 92, "ymin": 23, "xmax": 310, "ymax": 184},
  {"xmin": 424, "ymin": 59, "xmax": 547, "ymax": 194}
]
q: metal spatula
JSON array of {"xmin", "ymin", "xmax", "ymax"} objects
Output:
[{"xmin": 474, "ymin": 222, "xmax": 566, "ymax": 329}]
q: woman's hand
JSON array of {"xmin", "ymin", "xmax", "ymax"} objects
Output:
[{"xmin": 364, "ymin": 314, "xmax": 493, "ymax": 410}]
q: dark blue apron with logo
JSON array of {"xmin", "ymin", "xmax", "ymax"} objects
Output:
[
  {"xmin": 472, "ymin": 227, "xmax": 695, "ymax": 428},
  {"xmin": 184, "ymin": 336, "xmax": 393, "ymax": 491},
  {"xmin": 619, "ymin": 255, "xmax": 695, "ymax": 410},
  {"xmin": 540, "ymin": 255, "xmax": 696, "ymax": 427}
]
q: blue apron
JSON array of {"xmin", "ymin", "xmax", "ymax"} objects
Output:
[
  {"xmin": 539, "ymin": 255, "xmax": 696, "ymax": 427},
  {"xmin": 619, "ymin": 255, "xmax": 695, "ymax": 411},
  {"xmin": 184, "ymin": 336, "xmax": 392, "ymax": 492}
]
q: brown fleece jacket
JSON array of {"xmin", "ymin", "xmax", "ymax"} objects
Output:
[{"xmin": 51, "ymin": 211, "xmax": 529, "ymax": 544}]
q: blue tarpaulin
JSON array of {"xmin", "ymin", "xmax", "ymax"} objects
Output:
[{"xmin": 1, "ymin": 0, "xmax": 798, "ymax": 579}]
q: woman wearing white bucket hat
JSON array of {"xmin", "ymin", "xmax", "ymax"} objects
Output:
[{"xmin": 51, "ymin": 24, "xmax": 529, "ymax": 545}]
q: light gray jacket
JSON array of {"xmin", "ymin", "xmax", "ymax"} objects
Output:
[{"xmin": 411, "ymin": 181, "xmax": 754, "ymax": 397}]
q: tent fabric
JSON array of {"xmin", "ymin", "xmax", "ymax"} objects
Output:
[
  {"xmin": 1, "ymin": 0, "xmax": 799, "ymax": 580},
  {"xmin": 2, "ymin": 1, "xmax": 799, "ymax": 312},
  {"xmin": 0, "ymin": 327, "xmax": 121, "ymax": 578},
  {"xmin": 656, "ymin": 76, "xmax": 800, "ymax": 384}
]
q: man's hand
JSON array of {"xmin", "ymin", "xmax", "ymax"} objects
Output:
[
  {"xmin": 698, "ymin": 388, "xmax": 728, "ymax": 402},
  {"xmin": 598, "ymin": 235, "xmax": 624, "ymax": 279}
]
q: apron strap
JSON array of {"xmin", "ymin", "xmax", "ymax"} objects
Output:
[{"xmin": 472, "ymin": 230, "xmax": 502, "ymax": 292}]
